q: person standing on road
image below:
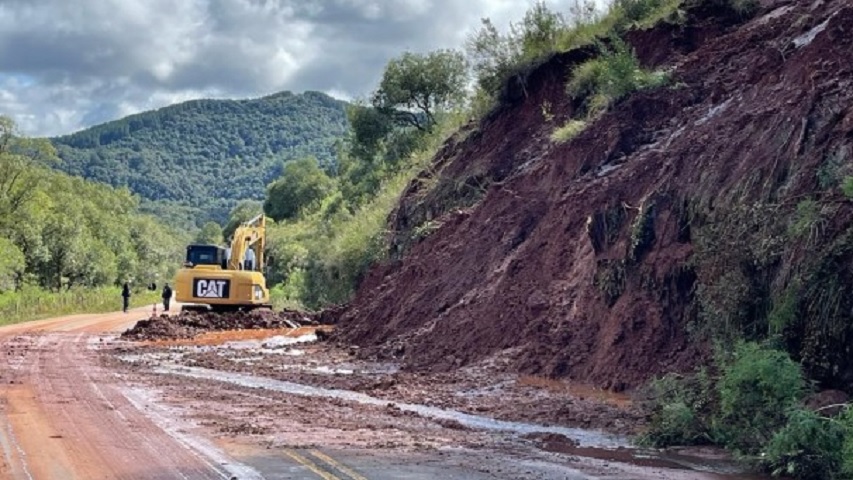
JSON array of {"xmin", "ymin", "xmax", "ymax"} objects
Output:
[
  {"xmin": 161, "ymin": 283, "xmax": 173, "ymax": 312},
  {"xmin": 121, "ymin": 282, "xmax": 131, "ymax": 313}
]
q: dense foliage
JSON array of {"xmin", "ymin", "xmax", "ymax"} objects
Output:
[
  {"xmin": 51, "ymin": 91, "xmax": 348, "ymax": 226},
  {"xmin": 641, "ymin": 343, "xmax": 853, "ymax": 480},
  {"xmin": 372, "ymin": 50, "xmax": 468, "ymax": 131},
  {"xmin": 0, "ymin": 116, "xmax": 184, "ymax": 298}
]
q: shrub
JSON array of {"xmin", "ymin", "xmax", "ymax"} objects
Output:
[
  {"xmin": 763, "ymin": 408, "xmax": 845, "ymax": 480},
  {"xmin": 637, "ymin": 371, "xmax": 713, "ymax": 447},
  {"xmin": 567, "ymin": 38, "xmax": 668, "ymax": 116},
  {"xmin": 551, "ymin": 120, "xmax": 588, "ymax": 143},
  {"xmin": 842, "ymin": 407, "xmax": 853, "ymax": 477},
  {"xmin": 842, "ymin": 176, "xmax": 853, "ymax": 198},
  {"xmin": 714, "ymin": 342, "xmax": 807, "ymax": 453},
  {"xmin": 643, "ymin": 401, "xmax": 705, "ymax": 447},
  {"xmin": 614, "ymin": 0, "xmax": 684, "ymax": 28},
  {"xmin": 728, "ymin": 0, "xmax": 760, "ymax": 17}
]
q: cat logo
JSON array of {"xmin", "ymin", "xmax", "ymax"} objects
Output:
[{"xmin": 193, "ymin": 279, "xmax": 230, "ymax": 298}]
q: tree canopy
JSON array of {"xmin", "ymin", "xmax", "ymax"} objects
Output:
[
  {"xmin": 0, "ymin": 116, "xmax": 184, "ymax": 293},
  {"xmin": 372, "ymin": 50, "xmax": 468, "ymax": 131},
  {"xmin": 195, "ymin": 221, "xmax": 224, "ymax": 245},
  {"xmin": 263, "ymin": 157, "xmax": 334, "ymax": 222}
]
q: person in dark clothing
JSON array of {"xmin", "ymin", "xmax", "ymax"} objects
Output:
[
  {"xmin": 121, "ymin": 282, "xmax": 131, "ymax": 313},
  {"xmin": 161, "ymin": 283, "xmax": 173, "ymax": 312}
]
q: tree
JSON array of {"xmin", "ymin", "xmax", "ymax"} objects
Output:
[
  {"xmin": 223, "ymin": 200, "xmax": 263, "ymax": 240},
  {"xmin": 0, "ymin": 116, "xmax": 56, "ymax": 231},
  {"xmin": 0, "ymin": 237, "xmax": 25, "ymax": 292},
  {"xmin": 347, "ymin": 103, "xmax": 394, "ymax": 162},
  {"xmin": 264, "ymin": 157, "xmax": 334, "ymax": 222},
  {"xmin": 372, "ymin": 50, "xmax": 468, "ymax": 131},
  {"xmin": 195, "ymin": 221, "xmax": 224, "ymax": 245},
  {"xmin": 466, "ymin": 2, "xmax": 567, "ymax": 95}
]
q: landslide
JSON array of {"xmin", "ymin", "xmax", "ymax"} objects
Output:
[
  {"xmin": 334, "ymin": 0, "xmax": 853, "ymax": 392},
  {"xmin": 122, "ymin": 309, "xmax": 319, "ymax": 341}
]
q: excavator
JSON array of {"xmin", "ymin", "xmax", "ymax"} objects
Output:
[{"xmin": 174, "ymin": 214, "xmax": 271, "ymax": 311}]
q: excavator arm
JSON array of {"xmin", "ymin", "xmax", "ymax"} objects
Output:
[{"xmin": 227, "ymin": 214, "xmax": 266, "ymax": 271}]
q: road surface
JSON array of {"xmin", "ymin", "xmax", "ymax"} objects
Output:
[{"xmin": 0, "ymin": 307, "xmax": 759, "ymax": 479}]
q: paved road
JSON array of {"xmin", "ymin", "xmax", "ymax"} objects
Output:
[
  {"xmin": 0, "ymin": 308, "xmax": 749, "ymax": 480},
  {"xmin": 0, "ymin": 308, "xmax": 554, "ymax": 480}
]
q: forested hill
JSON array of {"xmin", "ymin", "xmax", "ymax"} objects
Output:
[{"xmin": 51, "ymin": 91, "xmax": 348, "ymax": 226}]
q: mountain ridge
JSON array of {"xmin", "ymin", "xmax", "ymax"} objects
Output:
[{"xmin": 51, "ymin": 90, "xmax": 349, "ymax": 226}]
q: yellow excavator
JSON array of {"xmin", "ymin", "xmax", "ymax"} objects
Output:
[{"xmin": 174, "ymin": 214, "xmax": 271, "ymax": 312}]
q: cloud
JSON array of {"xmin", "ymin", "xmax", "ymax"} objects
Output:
[{"xmin": 0, "ymin": 0, "xmax": 588, "ymax": 136}]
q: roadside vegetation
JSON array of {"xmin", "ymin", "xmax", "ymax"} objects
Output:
[
  {"xmin": 0, "ymin": 116, "xmax": 183, "ymax": 323},
  {"xmin": 0, "ymin": 286, "xmax": 161, "ymax": 326},
  {"xmin": 640, "ymin": 343, "xmax": 853, "ymax": 479}
]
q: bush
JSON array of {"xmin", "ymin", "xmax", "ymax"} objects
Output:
[
  {"xmin": 643, "ymin": 401, "xmax": 705, "ymax": 447},
  {"xmin": 763, "ymin": 409, "xmax": 845, "ymax": 480},
  {"xmin": 841, "ymin": 407, "xmax": 853, "ymax": 478},
  {"xmin": 714, "ymin": 342, "xmax": 807, "ymax": 453},
  {"xmin": 614, "ymin": 0, "xmax": 683, "ymax": 28},
  {"xmin": 637, "ymin": 371, "xmax": 713, "ymax": 447},
  {"xmin": 841, "ymin": 176, "xmax": 853, "ymax": 198},
  {"xmin": 567, "ymin": 38, "xmax": 668, "ymax": 116},
  {"xmin": 551, "ymin": 120, "xmax": 588, "ymax": 143}
]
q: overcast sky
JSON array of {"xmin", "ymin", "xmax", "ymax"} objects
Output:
[{"xmin": 0, "ymin": 0, "xmax": 590, "ymax": 137}]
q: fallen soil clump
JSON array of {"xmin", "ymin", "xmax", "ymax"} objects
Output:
[{"xmin": 121, "ymin": 309, "xmax": 319, "ymax": 341}]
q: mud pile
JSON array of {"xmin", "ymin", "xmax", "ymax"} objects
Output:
[
  {"xmin": 122, "ymin": 309, "xmax": 317, "ymax": 341},
  {"xmin": 334, "ymin": 1, "xmax": 853, "ymax": 391}
]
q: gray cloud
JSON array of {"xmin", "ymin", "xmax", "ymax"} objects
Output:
[{"xmin": 0, "ymin": 0, "xmax": 585, "ymax": 136}]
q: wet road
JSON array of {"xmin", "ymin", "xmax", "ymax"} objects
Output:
[{"xmin": 0, "ymin": 308, "xmax": 758, "ymax": 479}]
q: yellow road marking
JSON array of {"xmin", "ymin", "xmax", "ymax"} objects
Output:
[
  {"xmin": 310, "ymin": 449, "xmax": 370, "ymax": 480},
  {"xmin": 283, "ymin": 449, "xmax": 341, "ymax": 480}
]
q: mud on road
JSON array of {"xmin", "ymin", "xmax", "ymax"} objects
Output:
[
  {"xmin": 105, "ymin": 320, "xmax": 763, "ymax": 479},
  {"xmin": 0, "ymin": 309, "xmax": 765, "ymax": 479}
]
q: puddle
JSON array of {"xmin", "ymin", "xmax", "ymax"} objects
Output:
[
  {"xmin": 596, "ymin": 163, "xmax": 622, "ymax": 177},
  {"xmin": 223, "ymin": 334, "xmax": 317, "ymax": 350},
  {"xmin": 793, "ymin": 12, "xmax": 834, "ymax": 48},
  {"xmin": 539, "ymin": 443, "xmax": 763, "ymax": 478},
  {"xmin": 695, "ymin": 98, "xmax": 733, "ymax": 126},
  {"xmin": 154, "ymin": 364, "xmax": 628, "ymax": 448}
]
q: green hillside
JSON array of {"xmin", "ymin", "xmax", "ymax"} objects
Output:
[{"xmin": 51, "ymin": 91, "xmax": 348, "ymax": 226}]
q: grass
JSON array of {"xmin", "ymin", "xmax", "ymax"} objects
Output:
[
  {"xmin": 551, "ymin": 120, "xmax": 588, "ymax": 143},
  {"xmin": 567, "ymin": 38, "xmax": 670, "ymax": 116},
  {"xmin": 0, "ymin": 285, "xmax": 160, "ymax": 326}
]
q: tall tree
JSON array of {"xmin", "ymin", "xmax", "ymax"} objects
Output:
[
  {"xmin": 372, "ymin": 50, "xmax": 468, "ymax": 131},
  {"xmin": 0, "ymin": 116, "xmax": 56, "ymax": 232},
  {"xmin": 195, "ymin": 221, "xmax": 224, "ymax": 245},
  {"xmin": 223, "ymin": 200, "xmax": 263, "ymax": 240},
  {"xmin": 264, "ymin": 157, "xmax": 334, "ymax": 222}
]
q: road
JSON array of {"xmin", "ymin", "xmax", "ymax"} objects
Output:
[
  {"xmin": 0, "ymin": 305, "xmax": 246, "ymax": 479},
  {"xmin": 0, "ymin": 307, "xmax": 758, "ymax": 480}
]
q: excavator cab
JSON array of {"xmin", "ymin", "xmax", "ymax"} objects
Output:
[
  {"xmin": 174, "ymin": 215, "xmax": 271, "ymax": 312},
  {"xmin": 184, "ymin": 245, "xmax": 227, "ymax": 269}
]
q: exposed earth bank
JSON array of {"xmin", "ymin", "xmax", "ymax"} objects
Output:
[{"xmin": 331, "ymin": 0, "xmax": 853, "ymax": 392}]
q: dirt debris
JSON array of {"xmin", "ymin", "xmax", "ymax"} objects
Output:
[{"xmin": 121, "ymin": 309, "xmax": 321, "ymax": 341}]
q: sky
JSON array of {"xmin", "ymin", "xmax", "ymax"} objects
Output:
[{"xmin": 0, "ymin": 0, "xmax": 587, "ymax": 137}]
